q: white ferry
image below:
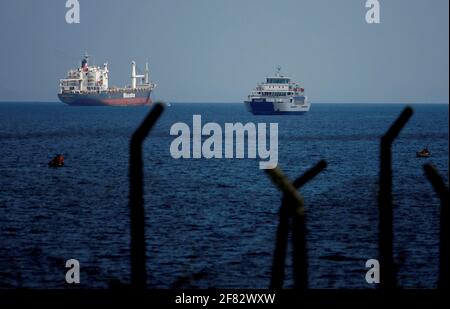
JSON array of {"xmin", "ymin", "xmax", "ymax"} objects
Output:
[{"xmin": 245, "ymin": 68, "xmax": 310, "ymax": 115}]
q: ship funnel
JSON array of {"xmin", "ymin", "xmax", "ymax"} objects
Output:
[
  {"xmin": 81, "ymin": 52, "xmax": 89, "ymax": 69},
  {"xmin": 131, "ymin": 61, "xmax": 137, "ymax": 89},
  {"xmin": 145, "ymin": 61, "xmax": 149, "ymax": 84}
]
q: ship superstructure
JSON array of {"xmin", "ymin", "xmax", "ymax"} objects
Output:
[{"xmin": 58, "ymin": 54, "xmax": 155, "ymax": 106}]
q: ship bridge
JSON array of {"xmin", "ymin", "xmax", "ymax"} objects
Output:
[
  {"xmin": 249, "ymin": 68, "xmax": 304, "ymax": 99},
  {"xmin": 266, "ymin": 77, "xmax": 291, "ymax": 84},
  {"xmin": 265, "ymin": 67, "xmax": 291, "ymax": 84}
]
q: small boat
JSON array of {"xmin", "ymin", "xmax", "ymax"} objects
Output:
[
  {"xmin": 416, "ymin": 147, "xmax": 431, "ymax": 158},
  {"xmin": 49, "ymin": 154, "xmax": 64, "ymax": 167}
]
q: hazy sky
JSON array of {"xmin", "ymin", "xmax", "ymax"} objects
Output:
[{"xmin": 0, "ymin": 0, "xmax": 448, "ymax": 103}]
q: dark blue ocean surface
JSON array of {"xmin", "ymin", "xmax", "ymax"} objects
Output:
[{"xmin": 0, "ymin": 102, "xmax": 448, "ymax": 288}]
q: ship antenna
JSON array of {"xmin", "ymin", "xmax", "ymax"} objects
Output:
[{"xmin": 276, "ymin": 66, "xmax": 281, "ymax": 76}]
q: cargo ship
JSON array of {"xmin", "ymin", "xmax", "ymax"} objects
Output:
[
  {"xmin": 58, "ymin": 54, "xmax": 155, "ymax": 106},
  {"xmin": 244, "ymin": 68, "xmax": 310, "ymax": 115}
]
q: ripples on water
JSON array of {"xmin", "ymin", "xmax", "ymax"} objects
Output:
[{"xmin": 0, "ymin": 103, "xmax": 448, "ymax": 288}]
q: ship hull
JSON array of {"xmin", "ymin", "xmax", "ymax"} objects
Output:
[
  {"xmin": 58, "ymin": 90, "xmax": 152, "ymax": 106},
  {"xmin": 245, "ymin": 97, "xmax": 310, "ymax": 115}
]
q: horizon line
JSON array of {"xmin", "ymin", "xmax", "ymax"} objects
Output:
[{"xmin": 0, "ymin": 101, "xmax": 449, "ymax": 105}]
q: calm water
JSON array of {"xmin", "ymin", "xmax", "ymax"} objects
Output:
[{"xmin": 0, "ymin": 102, "xmax": 448, "ymax": 288}]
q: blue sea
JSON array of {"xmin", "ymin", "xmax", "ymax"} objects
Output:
[{"xmin": 0, "ymin": 102, "xmax": 448, "ymax": 289}]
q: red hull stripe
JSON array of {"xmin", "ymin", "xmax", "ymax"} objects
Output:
[{"xmin": 101, "ymin": 98, "xmax": 152, "ymax": 106}]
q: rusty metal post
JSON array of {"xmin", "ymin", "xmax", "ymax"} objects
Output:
[
  {"xmin": 378, "ymin": 106, "xmax": 413, "ymax": 290},
  {"xmin": 266, "ymin": 167, "xmax": 305, "ymax": 289},
  {"xmin": 270, "ymin": 160, "xmax": 327, "ymax": 289},
  {"xmin": 129, "ymin": 103, "xmax": 164, "ymax": 288},
  {"xmin": 267, "ymin": 162, "xmax": 326, "ymax": 289}
]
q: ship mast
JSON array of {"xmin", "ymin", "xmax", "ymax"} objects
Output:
[
  {"xmin": 131, "ymin": 61, "xmax": 137, "ymax": 89},
  {"xmin": 276, "ymin": 66, "xmax": 281, "ymax": 77},
  {"xmin": 131, "ymin": 61, "xmax": 145, "ymax": 89}
]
